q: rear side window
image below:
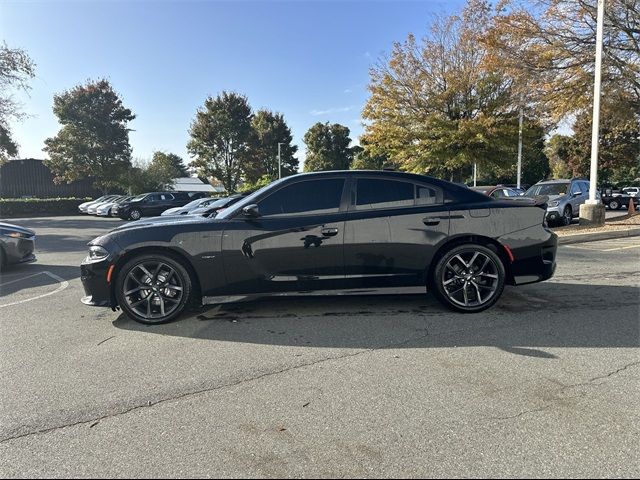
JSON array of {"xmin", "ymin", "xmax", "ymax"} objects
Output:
[
  {"xmin": 417, "ymin": 186, "xmax": 439, "ymax": 205},
  {"xmin": 356, "ymin": 179, "xmax": 414, "ymax": 209},
  {"xmin": 258, "ymin": 179, "xmax": 345, "ymax": 216}
]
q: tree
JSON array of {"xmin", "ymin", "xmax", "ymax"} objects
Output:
[
  {"xmin": 545, "ymin": 134, "xmax": 573, "ymax": 179},
  {"xmin": 351, "ymin": 141, "xmax": 398, "ymax": 170},
  {"xmin": 303, "ymin": 122, "xmax": 354, "ymax": 172},
  {"xmin": 485, "ymin": 0, "xmax": 640, "ymax": 119},
  {"xmin": 187, "ymin": 91, "xmax": 253, "ymax": 193},
  {"xmin": 145, "ymin": 151, "xmax": 187, "ymax": 190},
  {"xmin": 244, "ymin": 110, "xmax": 298, "ymax": 183},
  {"xmin": 0, "ymin": 43, "xmax": 36, "ymax": 163},
  {"xmin": 43, "ymin": 79, "xmax": 135, "ymax": 193},
  {"xmin": 362, "ymin": 0, "xmax": 525, "ymax": 180},
  {"xmin": 565, "ymin": 92, "xmax": 639, "ymax": 183}
]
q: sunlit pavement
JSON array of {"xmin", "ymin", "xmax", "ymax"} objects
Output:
[{"xmin": 0, "ymin": 216, "xmax": 638, "ymax": 478}]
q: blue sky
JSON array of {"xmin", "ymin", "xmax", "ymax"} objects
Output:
[{"xmin": 1, "ymin": 0, "xmax": 466, "ymax": 168}]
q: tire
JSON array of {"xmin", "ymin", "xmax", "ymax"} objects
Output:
[
  {"xmin": 609, "ymin": 200, "xmax": 620, "ymax": 210},
  {"xmin": 431, "ymin": 244, "xmax": 506, "ymax": 313},
  {"xmin": 129, "ymin": 208, "xmax": 142, "ymax": 221},
  {"xmin": 115, "ymin": 253, "xmax": 193, "ymax": 325},
  {"xmin": 562, "ymin": 206, "xmax": 572, "ymax": 226}
]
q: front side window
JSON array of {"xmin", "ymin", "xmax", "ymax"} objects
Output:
[
  {"xmin": 257, "ymin": 178, "xmax": 345, "ymax": 216},
  {"xmin": 355, "ymin": 179, "xmax": 415, "ymax": 209}
]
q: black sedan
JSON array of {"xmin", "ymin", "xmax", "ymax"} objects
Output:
[
  {"xmin": 81, "ymin": 170, "xmax": 557, "ymax": 324},
  {"xmin": 0, "ymin": 222, "xmax": 36, "ymax": 271}
]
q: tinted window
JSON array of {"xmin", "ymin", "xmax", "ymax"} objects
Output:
[
  {"xmin": 491, "ymin": 189, "xmax": 506, "ymax": 198},
  {"xmin": 258, "ymin": 179, "xmax": 345, "ymax": 216},
  {"xmin": 159, "ymin": 194, "xmax": 174, "ymax": 201},
  {"xmin": 525, "ymin": 183, "xmax": 570, "ymax": 197},
  {"xmin": 417, "ymin": 186, "xmax": 439, "ymax": 205},
  {"xmin": 356, "ymin": 179, "xmax": 414, "ymax": 209},
  {"xmin": 579, "ymin": 181, "xmax": 589, "ymax": 194}
]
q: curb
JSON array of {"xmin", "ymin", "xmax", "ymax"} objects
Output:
[{"xmin": 558, "ymin": 227, "xmax": 640, "ymax": 245}]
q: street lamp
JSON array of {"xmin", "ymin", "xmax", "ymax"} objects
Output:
[
  {"xmin": 580, "ymin": 0, "xmax": 606, "ymax": 226},
  {"xmin": 277, "ymin": 142, "xmax": 284, "ymax": 179}
]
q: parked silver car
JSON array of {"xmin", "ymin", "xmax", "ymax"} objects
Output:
[{"xmin": 524, "ymin": 178, "xmax": 598, "ymax": 226}]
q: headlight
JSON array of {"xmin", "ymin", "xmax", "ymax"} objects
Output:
[
  {"xmin": 88, "ymin": 245, "xmax": 110, "ymax": 261},
  {"xmin": 548, "ymin": 200, "xmax": 560, "ymax": 207}
]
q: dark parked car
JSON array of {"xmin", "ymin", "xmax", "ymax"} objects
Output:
[
  {"xmin": 472, "ymin": 186, "xmax": 522, "ymax": 199},
  {"xmin": 113, "ymin": 192, "xmax": 207, "ymax": 220},
  {"xmin": 81, "ymin": 170, "xmax": 557, "ymax": 324},
  {"xmin": 0, "ymin": 222, "xmax": 36, "ymax": 271}
]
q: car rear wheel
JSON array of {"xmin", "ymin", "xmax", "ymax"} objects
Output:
[
  {"xmin": 562, "ymin": 206, "xmax": 572, "ymax": 226},
  {"xmin": 129, "ymin": 208, "xmax": 142, "ymax": 221},
  {"xmin": 431, "ymin": 244, "xmax": 506, "ymax": 313},
  {"xmin": 115, "ymin": 253, "xmax": 192, "ymax": 325}
]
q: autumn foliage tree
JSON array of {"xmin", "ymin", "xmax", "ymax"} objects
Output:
[
  {"xmin": 362, "ymin": 0, "xmax": 528, "ymax": 180},
  {"xmin": 303, "ymin": 122, "xmax": 354, "ymax": 172}
]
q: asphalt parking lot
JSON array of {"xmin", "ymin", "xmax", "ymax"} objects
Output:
[{"xmin": 1, "ymin": 216, "xmax": 638, "ymax": 478}]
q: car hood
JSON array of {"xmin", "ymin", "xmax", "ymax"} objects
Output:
[
  {"xmin": 0, "ymin": 222, "xmax": 36, "ymax": 237},
  {"xmin": 109, "ymin": 214, "xmax": 215, "ymax": 232}
]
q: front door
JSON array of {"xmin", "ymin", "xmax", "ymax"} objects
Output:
[{"xmin": 221, "ymin": 177, "xmax": 348, "ymax": 293}]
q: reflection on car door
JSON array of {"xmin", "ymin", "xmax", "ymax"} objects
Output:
[
  {"xmin": 221, "ymin": 177, "xmax": 347, "ymax": 293},
  {"xmin": 343, "ymin": 177, "xmax": 449, "ymax": 288}
]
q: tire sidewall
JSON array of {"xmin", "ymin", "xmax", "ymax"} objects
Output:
[
  {"xmin": 115, "ymin": 253, "xmax": 192, "ymax": 325},
  {"xmin": 563, "ymin": 206, "xmax": 572, "ymax": 226},
  {"xmin": 431, "ymin": 244, "xmax": 506, "ymax": 313},
  {"xmin": 610, "ymin": 200, "xmax": 619, "ymax": 210}
]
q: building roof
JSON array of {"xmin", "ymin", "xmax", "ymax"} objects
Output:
[{"xmin": 171, "ymin": 177, "xmax": 217, "ymax": 192}]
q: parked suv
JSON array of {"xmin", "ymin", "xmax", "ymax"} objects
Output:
[
  {"xmin": 524, "ymin": 178, "xmax": 596, "ymax": 226},
  {"xmin": 114, "ymin": 192, "xmax": 206, "ymax": 220}
]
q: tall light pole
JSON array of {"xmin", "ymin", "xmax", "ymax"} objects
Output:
[
  {"xmin": 277, "ymin": 142, "xmax": 283, "ymax": 179},
  {"xmin": 580, "ymin": 0, "xmax": 606, "ymax": 226},
  {"xmin": 588, "ymin": 0, "xmax": 605, "ymax": 204},
  {"xmin": 517, "ymin": 107, "xmax": 523, "ymax": 190}
]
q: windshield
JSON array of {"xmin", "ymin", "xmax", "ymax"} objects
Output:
[
  {"xmin": 524, "ymin": 183, "xmax": 569, "ymax": 197},
  {"xmin": 130, "ymin": 194, "xmax": 147, "ymax": 202},
  {"xmin": 182, "ymin": 197, "xmax": 210, "ymax": 209},
  {"xmin": 216, "ymin": 178, "xmax": 287, "ymax": 219}
]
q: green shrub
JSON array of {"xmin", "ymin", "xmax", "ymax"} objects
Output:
[{"xmin": 0, "ymin": 197, "xmax": 92, "ymax": 218}]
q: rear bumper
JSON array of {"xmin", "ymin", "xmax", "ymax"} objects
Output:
[{"xmin": 500, "ymin": 228, "xmax": 557, "ymax": 286}]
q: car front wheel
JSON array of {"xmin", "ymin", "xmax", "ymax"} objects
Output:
[
  {"xmin": 608, "ymin": 200, "xmax": 620, "ymax": 210},
  {"xmin": 431, "ymin": 244, "xmax": 506, "ymax": 313},
  {"xmin": 115, "ymin": 253, "xmax": 192, "ymax": 324}
]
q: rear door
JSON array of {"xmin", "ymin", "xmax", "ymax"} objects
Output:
[
  {"xmin": 221, "ymin": 177, "xmax": 348, "ymax": 293},
  {"xmin": 343, "ymin": 177, "xmax": 449, "ymax": 287}
]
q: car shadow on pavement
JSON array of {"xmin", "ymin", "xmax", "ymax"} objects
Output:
[
  {"xmin": 112, "ymin": 282, "xmax": 640, "ymax": 356},
  {"xmin": 0, "ymin": 263, "xmax": 80, "ymax": 297}
]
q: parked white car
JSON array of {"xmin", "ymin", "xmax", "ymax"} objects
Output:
[
  {"xmin": 78, "ymin": 195, "xmax": 119, "ymax": 213},
  {"xmin": 96, "ymin": 196, "xmax": 132, "ymax": 216},
  {"xmin": 622, "ymin": 187, "xmax": 639, "ymax": 197}
]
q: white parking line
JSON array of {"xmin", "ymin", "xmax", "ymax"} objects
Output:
[
  {"xmin": 0, "ymin": 271, "xmax": 69, "ymax": 309},
  {"xmin": 602, "ymin": 244, "xmax": 640, "ymax": 252}
]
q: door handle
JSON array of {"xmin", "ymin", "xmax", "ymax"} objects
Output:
[
  {"xmin": 321, "ymin": 227, "xmax": 339, "ymax": 236},
  {"xmin": 423, "ymin": 217, "xmax": 440, "ymax": 226}
]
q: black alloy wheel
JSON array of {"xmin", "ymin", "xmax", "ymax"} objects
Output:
[
  {"xmin": 431, "ymin": 244, "xmax": 506, "ymax": 313},
  {"xmin": 129, "ymin": 208, "xmax": 142, "ymax": 221},
  {"xmin": 115, "ymin": 254, "xmax": 192, "ymax": 324}
]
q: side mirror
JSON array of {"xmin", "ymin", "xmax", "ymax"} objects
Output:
[{"xmin": 242, "ymin": 204, "xmax": 260, "ymax": 218}]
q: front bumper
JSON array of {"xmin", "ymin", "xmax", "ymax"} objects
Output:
[
  {"xmin": 2, "ymin": 235, "xmax": 36, "ymax": 266},
  {"xmin": 80, "ymin": 258, "xmax": 114, "ymax": 307},
  {"xmin": 545, "ymin": 206, "xmax": 562, "ymax": 224}
]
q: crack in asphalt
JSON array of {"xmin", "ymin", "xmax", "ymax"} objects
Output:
[
  {"xmin": 484, "ymin": 361, "xmax": 640, "ymax": 422},
  {"xmin": 0, "ymin": 327, "xmax": 432, "ymax": 445}
]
